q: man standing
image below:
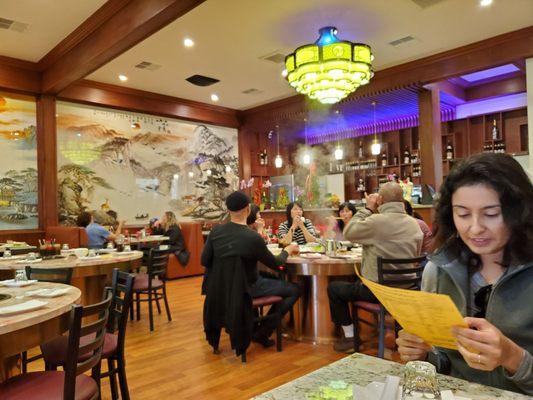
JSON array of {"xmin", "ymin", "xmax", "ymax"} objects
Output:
[
  {"xmin": 328, "ymin": 182, "xmax": 423, "ymax": 352},
  {"xmin": 202, "ymin": 191, "xmax": 299, "ymax": 348}
]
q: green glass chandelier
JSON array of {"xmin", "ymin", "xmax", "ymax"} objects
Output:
[{"xmin": 284, "ymin": 27, "xmax": 374, "ymax": 104}]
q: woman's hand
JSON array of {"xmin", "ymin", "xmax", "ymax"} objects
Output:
[
  {"xmin": 396, "ymin": 330, "xmax": 432, "ymax": 362},
  {"xmin": 453, "ymin": 317, "xmax": 524, "ymax": 374},
  {"xmin": 255, "ymin": 217, "xmax": 265, "ymax": 231}
]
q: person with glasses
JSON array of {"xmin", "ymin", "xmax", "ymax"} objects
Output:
[{"xmin": 396, "ymin": 153, "xmax": 533, "ymax": 395}]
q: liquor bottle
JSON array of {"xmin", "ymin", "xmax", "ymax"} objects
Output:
[
  {"xmin": 403, "ymin": 147, "xmax": 410, "ymax": 164},
  {"xmin": 446, "ymin": 142, "xmax": 454, "ymax": 160},
  {"xmin": 259, "ymin": 150, "xmax": 264, "ymax": 165},
  {"xmin": 358, "ymin": 141, "xmax": 364, "ymax": 159},
  {"xmin": 263, "ymin": 149, "xmax": 268, "ymax": 165},
  {"xmin": 492, "ymin": 119, "xmax": 499, "ymax": 140},
  {"xmin": 381, "ymin": 152, "xmax": 387, "ymax": 167},
  {"xmin": 393, "ymin": 154, "xmax": 398, "ymax": 165}
]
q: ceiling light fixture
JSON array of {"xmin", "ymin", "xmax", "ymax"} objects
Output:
[
  {"xmin": 284, "ymin": 27, "xmax": 374, "ymax": 104},
  {"xmin": 211, "ymin": 94, "xmax": 219, "ymax": 102},
  {"xmin": 118, "ymin": 74, "xmax": 128, "ymax": 82},
  {"xmin": 370, "ymin": 101, "xmax": 381, "ymax": 156},
  {"xmin": 183, "ymin": 37, "xmax": 195, "ymax": 47},
  {"xmin": 479, "ymin": 0, "xmax": 493, "ymax": 6},
  {"xmin": 275, "ymin": 125, "xmax": 283, "ymax": 168}
]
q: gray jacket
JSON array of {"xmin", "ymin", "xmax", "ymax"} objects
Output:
[{"xmin": 422, "ymin": 248, "xmax": 533, "ymax": 395}]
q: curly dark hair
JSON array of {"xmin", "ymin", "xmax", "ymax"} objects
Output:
[
  {"xmin": 337, "ymin": 202, "xmax": 357, "ymax": 231},
  {"xmin": 286, "ymin": 201, "xmax": 304, "ymax": 227},
  {"xmin": 433, "ymin": 153, "xmax": 533, "ymax": 266}
]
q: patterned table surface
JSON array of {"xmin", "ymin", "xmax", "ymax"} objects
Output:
[{"xmin": 252, "ymin": 353, "xmax": 529, "ymax": 400}]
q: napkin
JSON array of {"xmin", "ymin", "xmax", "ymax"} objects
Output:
[
  {"xmin": 0, "ymin": 299, "xmax": 47, "ymax": 315},
  {"xmin": 25, "ymin": 288, "xmax": 70, "ymax": 297},
  {"xmin": 0, "ymin": 279, "xmax": 38, "ymax": 287}
]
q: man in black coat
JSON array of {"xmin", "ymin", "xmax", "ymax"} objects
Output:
[{"xmin": 202, "ymin": 191, "xmax": 299, "ymax": 350}]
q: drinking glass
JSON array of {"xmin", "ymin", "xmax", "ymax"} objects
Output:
[
  {"xmin": 27, "ymin": 252, "xmax": 37, "ymax": 261},
  {"xmin": 15, "ymin": 269, "xmax": 27, "ymax": 282},
  {"xmin": 3, "ymin": 249, "xmax": 11, "ymax": 258},
  {"xmin": 402, "ymin": 361, "xmax": 440, "ymax": 399}
]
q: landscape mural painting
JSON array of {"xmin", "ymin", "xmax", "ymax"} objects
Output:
[
  {"xmin": 56, "ymin": 102, "xmax": 239, "ymax": 225},
  {"xmin": 0, "ymin": 94, "xmax": 38, "ymax": 230}
]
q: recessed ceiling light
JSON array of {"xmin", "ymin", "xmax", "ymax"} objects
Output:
[
  {"xmin": 118, "ymin": 74, "xmax": 128, "ymax": 82},
  {"xmin": 183, "ymin": 38, "xmax": 194, "ymax": 47},
  {"xmin": 211, "ymin": 94, "xmax": 219, "ymax": 102},
  {"xmin": 479, "ymin": 0, "xmax": 493, "ymax": 6}
]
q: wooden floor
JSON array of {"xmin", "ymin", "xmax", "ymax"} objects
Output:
[{"xmin": 29, "ymin": 276, "xmax": 391, "ymax": 399}]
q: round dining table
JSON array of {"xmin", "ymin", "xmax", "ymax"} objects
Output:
[
  {"xmin": 0, "ymin": 251, "xmax": 143, "ymax": 306},
  {"xmin": 0, "ymin": 282, "xmax": 81, "ymax": 381},
  {"xmin": 284, "ymin": 254, "xmax": 361, "ymax": 344}
]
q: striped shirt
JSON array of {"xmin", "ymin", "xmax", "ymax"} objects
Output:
[{"xmin": 277, "ymin": 219, "xmax": 318, "ymax": 245}]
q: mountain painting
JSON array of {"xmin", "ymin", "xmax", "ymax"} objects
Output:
[
  {"xmin": 56, "ymin": 102, "xmax": 239, "ymax": 225},
  {"xmin": 0, "ymin": 94, "xmax": 38, "ymax": 230}
]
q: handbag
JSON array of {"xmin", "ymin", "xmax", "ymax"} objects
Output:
[{"xmin": 176, "ymin": 249, "xmax": 190, "ymax": 266}]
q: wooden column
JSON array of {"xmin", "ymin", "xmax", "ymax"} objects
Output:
[
  {"xmin": 418, "ymin": 88, "xmax": 443, "ymax": 189},
  {"xmin": 36, "ymin": 95, "xmax": 58, "ymax": 229}
]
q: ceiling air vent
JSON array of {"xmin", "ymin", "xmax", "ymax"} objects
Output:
[
  {"xmin": 242, "ymin": 88, "xmax": 263, "ymax": 95},
  {"xmin": 135, "ymin": 61, "xmax": 161, "ymax": 71},
  {"xmin": 185, "ymin": 74, "xmax": 220, "ymax": 87},
  {"xmin": 0, "ymin": 17, "xmax": 28, "ymax": 32},
  {"xmin": 410, "ymin": 0, "xmax": 447, "ymax": 8},
  {"xmin": 260, "ymin": 51, "xmax": 286, "ymax": 64},
  {"xmin": 389, "ymin": 36, "xmax": 416, "ymax": 47}
]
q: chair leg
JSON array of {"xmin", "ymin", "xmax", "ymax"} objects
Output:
[
  {"xmin": 107, "ymin": 358, "xmax": 118, "ymax": 400},
  {"xmin": 163, "ymin": 285, "xmax": 172, "ymax": 322},
  {"xmin": 129, "ymin": 298, "xmax": 134, "ymax": 321},
  {"xmin": 136, "ymin": 292, "xmax": 141, "ymax": 321},
  {"xmin": 351, "ymin": 304, "xmax": 360, "ymax": 352},
  {"xmin": 276, "ymin": 307, "xmax": 282, "ymax": 352},
  {"xmin": 21, "ymin": 351, "xmax": 27, "ymax": 373},
  {"xmin": 148, "ymin": 290, "xmax": 154, "ymax": 331},
  {"xmin": 241, "ymin": 350, "xmax": 246, "ymax": 363},
  {"xmin": 378, "ymin": 306, "xmax": 386, "ymax": 359},
  {"xmin": 117, "ymin": 356, "xmax": 130, "ymax": 400}
]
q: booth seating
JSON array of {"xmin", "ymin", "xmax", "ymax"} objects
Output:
[
  {"xmin": 45, "ymin": 226, "xmax": 88, "ymax": 248},
  {"xmin": 166, "ymin": 222, "xmax": 205, "ymax": 279}
]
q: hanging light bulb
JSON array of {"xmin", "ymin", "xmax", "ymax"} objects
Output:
[
  {"xmin": 303, "ymin": 153, "xmax": 311, "ymax": 165},
  {"xmin": 371, "ymin": 101, "xmax": 381, "ymax": 155},
  {"xmin": 333, "ymin": 109, "xmax": 344, "ymax": 160},
  {"xmin": 334, "ymin": 146, "xmax": 344, "ymax": 160},
  {"xmin": 275, "ymin": 125, "xmax": 283, "ymax": 168}
]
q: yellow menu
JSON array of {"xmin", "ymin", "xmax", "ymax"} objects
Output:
[{"xmin": 355, "ymin": 268, "xmax": 467, "ymax": 350}]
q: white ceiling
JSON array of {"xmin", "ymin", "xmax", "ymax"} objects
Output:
[
  {"xmin": 0, "ymin": 0, "xmax": 107, "ymax": 62},
  {"xmin": 88, "ymin": 0, "xmax": 533, "ymax": 110}
]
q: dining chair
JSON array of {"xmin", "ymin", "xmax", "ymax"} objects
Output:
[
  {"xmin": 351, "ymin": 255, "xmax": 427, "ymax": 358},
  {"xmin": 41, "ymin": 269, "xmax": 135, "ymax": 400},
  {"xmin": 131, "ymin": 248, "xmax": 171, "ymax": 331},
  {"xmin": 22, "ymin": 266, "xmax": 73, "ymax": 373},
  {"xmin": 0, "ymin": 291, "xmax": 112, "ymax": 400}
]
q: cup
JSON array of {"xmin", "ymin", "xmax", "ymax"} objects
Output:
[
  {"xmin": 123, "ymin": 245, "xmax": 132, "ymax": 252},
  {"xmin": 402, "ymin": 361, "xmax": 440, "ymax": 400},
  {"xmin": 15, "ymin": 269, "xmax": 27, "ymax": 282},
  {"xmin": 3, "ymin": 249, "xmax": 11, "ymax": 258},
  {"xmin": 27, "ymin": 252, "xmax": 37, "ymax": 261},
  {"xmin": 88, "ymin": 249, "xmax": 97, "ymax": 258},
  {"xmin": 106, "ymin": 242, "xmax": 114, "ymax": 249},
  {"xmin": 62, "ymin": 244, "xmax": 70, "ymax": 250},
  {"xmin": 73, "ymin": 248, "xmax": 89, "ymax": 258}
]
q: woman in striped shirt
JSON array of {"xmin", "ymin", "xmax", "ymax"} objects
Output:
[{"xmin": 278, "ymin": 202, "xmax": 319, "ymax": 245}]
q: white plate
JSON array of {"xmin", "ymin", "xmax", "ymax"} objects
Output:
[
  {"xmin": 0, "ymin": 255, "xmax": 26, "ymax": 260},
  {"xmin": 25, "ymin": 288, "xmax": 70, "ymax": 297},
  {"xmin": 114, "ymin": 251, "xmax": 136, "ymax": 256},
  {"xmin": 149, "ymin": 235, "xmax": 164, "ymax": 239},
  {"xmin": 15, "ymin": 258, "xmax": 42, "ymax": 264},
  {"xmin": 0, "ymin": 279, "xmax": 38, "ymax": 287},
  {"xmin": 0, "ymin": 299, "xmax": 47, "ymax": 316},
  {"xmin": 300, "ymin": 253, "xmax": 323, "ymax": 259},
  {"xmin": 97, "ymin": 248, "xmax": 117, "ymax": 253}
]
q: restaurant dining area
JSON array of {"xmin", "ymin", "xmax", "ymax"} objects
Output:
[{"xmin": 0, "ymin": 0, "xmax": 532, "ymax": 399}]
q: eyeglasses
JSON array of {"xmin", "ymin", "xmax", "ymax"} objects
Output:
[{"xmin": 474, "ymin": 284, "xmax": 493, "ymax": 318}]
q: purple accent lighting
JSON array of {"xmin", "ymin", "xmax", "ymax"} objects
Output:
[{"xmin": 460, "ymin": 64, "xmax": 520, "ymax": 82}]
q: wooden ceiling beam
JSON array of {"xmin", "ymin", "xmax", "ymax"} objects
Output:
[
  {"xmin": 41, "ymin": 0, "xmax": 207, "ymax": 94},
  {"xmin": 0, "ymin": 56, "xmax": 40, "ymax": 94},
  {"xmin": 466, "ymin": 75, "xmax": 526, "ymax": 101},
  {"xmin": 426, "ymin": 80, "xmax": 466, "ymax": 103}
]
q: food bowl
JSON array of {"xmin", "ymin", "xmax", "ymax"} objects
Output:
[{"xmin": 73, "ymin": 248, "xmax": 89, "ymax": 258}]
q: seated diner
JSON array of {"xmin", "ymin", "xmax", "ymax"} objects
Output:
[
  {"xmin": 278, "ymin": 201, "xmax": 319, "ymax": 245},
  {"xmin": 76, "ymin": 211, "xmax": 124, "ymax": 249}
]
